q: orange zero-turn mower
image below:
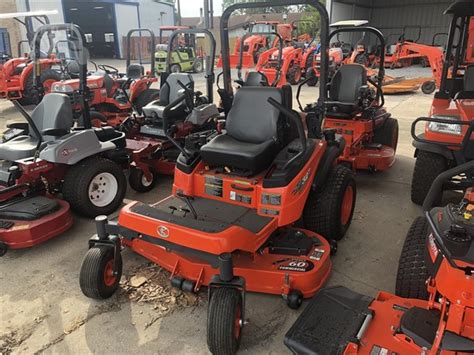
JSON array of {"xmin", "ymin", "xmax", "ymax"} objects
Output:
[
  {"xmin": 306, "ymin": 25, "xmax": 399, "ymax": 172},
  {"xmin": 285, "ymin": 160, "xmax": 474, "ymax": 354},
  {"xmin": 79, "ymin": 0, "xmax": 356, "ymax": 353},
  {"xmin": 51, "ymin": 28, "xmax": 159, "ymax": 127},
  {"xmin": 411, "ymin": 0, "xmax": 474, "ymax": 205}
]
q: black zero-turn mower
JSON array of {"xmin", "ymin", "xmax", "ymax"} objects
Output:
[
  {"xmin": 0, "ymin": 24, "xmax": 128, "ymax": 256},
  {"xmin": 284, "ymin": 159, "xmax": 474, "ymax": 354},
  {"xmin": 79, "ymin": 0, "xmax": 357, "ymax": 354}
]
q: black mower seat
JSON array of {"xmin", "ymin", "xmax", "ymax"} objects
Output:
[
  {"xmin": 454, "ymin": 64, "xmax": 474, "ymax": 99},
  {"xmin": 0, "ymin": 94, "xmax": 73, "ymax": 161},
  {"xmin": 244, "ymin": 71, "xmax": 269, "ymax": 86},
  {"xmin": 326, "ymin": 64, "xmax": 367, "ymax": 119},
  {"xmin": 127, "ymin": 64, "xmax": 144, "ymax": 79},
  {"xmin": 200, "ymin": 86, "xmax": 284, "ymax": 175}
]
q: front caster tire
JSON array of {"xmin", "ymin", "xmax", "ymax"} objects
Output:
[
  {"xmin": 63, "ymin": 157, "xmax": 127, "ymax": 218},
  {"xmin": 79, "ymin": 246, "xmax": 122, "ymax": 299},
  {"xmin": 303, "ymin": 165, "xmax": 356, "ymax": 241},
  {"xmin": 395, "ymin": 217, "xmax": 431, "ymax": 300},
  {"xmin": 207, "ymin": 287, "xmax": 243, "ymax": 355},
  {"xmin": 129, "ymin": 168, "xmax": 156, "ymax": 193},
  {"xmin": 421, "ymin": 80, "xmax": 436, "ymax": 95},
  {"xmin": 286, "ymin": 289, "xmax": 303, "ymax": 310}
]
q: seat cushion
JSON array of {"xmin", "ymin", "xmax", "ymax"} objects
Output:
[
  {"xmin": 200, "ymin": 134, "xmax": 277, "ymax": 174},
  {"xmin": 0, "ymin": 135, "xmax": 39, "ymax": 161},
  {"xmin": 325, "ymin": 101, "xmax": 360, "ymax": 119}
]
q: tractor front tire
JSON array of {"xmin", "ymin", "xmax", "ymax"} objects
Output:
[
  {"xmin": 80, "ymin": 246, "xmax": 122, "ymax": 299},
  {"xmin": 395, "ymin": 217, "xmax": 431, "ymax": 300},
  {"xmin": 304, "ymin": 165, "xmax": 356, "ymax": 241},
  {"xmin": 411, "ymin": 151, "xmax": 447, "ymax": 205},
  {"xmin": 373, "ymin": 117, "xmax": 399, "ymax": 152},
  {"xmin": 63, "ymin": 157, "xmax": 126, "ymax": 218},
  {"xmin": 286, "ymin": 64, "xmax": 302, "ymax": 85},
  {"xmin": 207, "ymin": 287, "xmax": 243, "ymax": 355}
]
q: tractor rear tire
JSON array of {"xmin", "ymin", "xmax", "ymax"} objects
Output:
[
  {"xmin": 306, "ymin": 68, "xmax": 318, "ymax": 87},
  {"xmin": 62, "ymin": 157, "xmax": 126, "ymax": 218},
  {"xmin": 395, "ymin": 217, "xmax": 431, "ymax": 300},
  {"xmin": 304, "ymin": 165, "xmax": 356, "ymax": 241},
  {"xmin": 19, "ymin": 69, "xmax": 61, "ymax": 105},
  {"xmin": 79, "ymin": 245, "xmax": 122, "ymax": 299},
  {"xmin": 207, "ymin": 287, "xmax": 243, "ymax": 355},
  {"xmin": 373, "ymin": 117, "xmax": 399, "ymax": 152},
  {"xmin": 411, "ymin": 151, "xmax": 447, "ymax": 205},
  {"xmin": 286, "ymin": 64, "xmax": 302, "ymax": 85},
  {"xmin": 134, "ymin": 88, "xmax": 160, "ymax": 114}
]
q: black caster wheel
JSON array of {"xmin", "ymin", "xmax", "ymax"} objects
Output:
[
  {"xmin": 330, "ymin": 240, "xmax": 338, "ymax": 255},
  {"xmin": 79, "ymin": 246, "xmax": 122, "ymax": 299},
  {"xmin": 170, "ymin": 276, "xmax": 184, "ymax": 289},
  {"xmin": 286, "ymin": 289, "xmax": 303, "ymax": 310},
  {"xmin": 207, "ymin": 287, "xmax": 243, "ymax": 354}
]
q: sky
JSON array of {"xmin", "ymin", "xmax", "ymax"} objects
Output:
[{"xmin": 179, "ymin": 0, "xmax": 223, "ymax": 18}]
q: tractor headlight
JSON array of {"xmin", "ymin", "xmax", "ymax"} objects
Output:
[
  {"xmin": 428, "ymin": 115, "xmax": 462, "ymax": 136},
  {"xmin": 52, "ymin": 83, "xmax": 74, "ymax": 93}
]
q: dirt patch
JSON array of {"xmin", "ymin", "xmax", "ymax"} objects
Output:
[
  {"xmin": 0, "ymin": 316, "xmax": 46, "ymax": 355},
  {"xmin": 120, "ymin": 263, "xmax": 202, "ymax": 318}
]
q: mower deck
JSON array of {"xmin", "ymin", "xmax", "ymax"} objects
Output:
[
  {"xmin": 349, "ymin": 145, "xmax": 396, "ymax": 171},
  {"xmin": 0, "ymin": 196, "xmax": 72, "ymax": 250}
]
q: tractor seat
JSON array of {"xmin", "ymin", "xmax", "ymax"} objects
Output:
[
  {"xmin": 143, "ymin": 73, "xmax": 194, "ymax": 121},
  {"xmin": 94, "ymin": 126, "xmax": 126, "ymax": 148},
  {"xmin": 326, "ymin": 64, "xmax": 367, "ymax": 119},
  {"xmin": 13, "ymin": 63, "xmax": 27, "ymax": 75},
  {"xmin": 244, "ymin": 71, "xmax": 269, "ymax": 86},
  {"xmin": 127, "ymin": 64, "xmax": 144, "ymax": 79},
  {"xmin": 93, "ymin": 70, "xmax": 114, "ymax": 96},
  {"xmin": 454, "ymin": 65, "xmax": 474, "ymax": 99},
  {"xmin": 0, "ymin": 94, "xmax": 73, "ymax": 161},
  {"xmin": 200, "ymin": 86, "xmax": 286, "ymax": 175}
]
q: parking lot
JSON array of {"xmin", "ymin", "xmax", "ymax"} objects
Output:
[{"xmin": 0, "ymin": 62, "xmax": 434, "ymax": 354}]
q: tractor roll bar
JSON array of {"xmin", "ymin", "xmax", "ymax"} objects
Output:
[
  {"xmin": 166, "ymin": 28, "xmax": 216, "ymax": 103},
  {"xmin": 32, "ymin": 24, "xmax": 90, "ymax": 128},
  {"xmin": 126, "ymin": 28, "xmax": 156, "ymax": 77},
  {"xmin": 423, "ymin": 160, "xmax": 474, "ymax": 273},
  {"xmin": 237, "ymin": 31, "xmax": 284, "ymax": 86},
  {"xmin": 329, "ymin": 26, "xmax": 386, "ymax": 104},
  {"xmin": 220, "ymin": 0, "xmax": 329, "ymax": 103},
  {"xmin": 400, "ymin": 25, "xmax": 422, "ymax": 43}
]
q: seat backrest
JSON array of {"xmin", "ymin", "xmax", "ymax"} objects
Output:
[
  {"xmin": 245, "ymin": 71, "xmax": 269, "ymax": 86},
  {"xmin": 30, "ymin": 93, "xmax": 73, "ymax": 139},
  {"xmin": 127, "ymin": 64, "xmax": 144, "ymax": 79},
  {"xmin": 329, "ymin": 64, "xmax": 367, "ymax": 103},
  {"xmin": 160, "ymin": 73, "xmax": 194, "ymax": 105},
  {"xmin": 95, "ymin": 70, "xmax": 114, "ymax": 96},
  {"xmin": 226, "ymin": 87, "xmax": 282, "ymax": 144}
]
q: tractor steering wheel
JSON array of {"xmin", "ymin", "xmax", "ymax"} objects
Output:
[
  {"xmin": 98, "ymin": 64, "xmax": 119, "ymax": 75},
  {"xmin": 177, "ymin": 80, "xmax": 195, "ymax": 111}
]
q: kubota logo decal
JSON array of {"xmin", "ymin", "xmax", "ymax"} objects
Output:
[
  {"xmin": 61, "ymin": 148, "xmax": 78, "ymax": 156},
  {"xmin": 157, "ymin": 226, "xmax": 169, "ymax": 238},
  {"xmin": 293, "ymin": 168, "xmax": 311, "ymax": 194}
]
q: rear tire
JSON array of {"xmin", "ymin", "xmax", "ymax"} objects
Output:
[
  {"xmin": 411, "ymin": 151, "xmax": 447, "ymax": 205},
  {"xmin": 373, "ymin": 117, "xmax": 399, "ymax": 152},
  {"xmin": 207, "ymin": 287, "xmax": 243, "ymax": 355},
  {"xmin": 134, "ymin": 88, "xmax": 160, "ymax": 114},
  {"xmin": 19, "ymin": 68, "xmax": 61, "ymax": 105},
  {"xmin": 395, "ymin": 217, "xmax": 431, "ymax": 300},
  {"xmin": 79, "ymin": 246, "xmax": 122, "ymax": 299},
  {"xmin": 129, "ymin": 168, "xmax": 156, "ymax": 193},
  {"xmin": 63, "ymin": 157, "xmax": 126, "ymax": 218},
  {"xmin": 304, "ymin": 165, "xmax": 356, "ymax": 241}
]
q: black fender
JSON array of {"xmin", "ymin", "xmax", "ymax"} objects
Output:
[
  {"xmin": 412, "ymin": 140, "xmax": 454, "ymax": 161},
  {"xmin": 312, "ymin": 135, "xmax": 346, "ymax": 191}
]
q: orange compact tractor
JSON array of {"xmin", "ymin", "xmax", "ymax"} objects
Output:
[
  {"xmin": 79, "ymin": 1, "xmax": 356, "ymax": 353},
  {"xmin": 0, "ymin": 10, "xmax": 67, "ymax": 104},
  {"xmin": 216, "ymin": 21, "xmax": 281, "ymax": 68},
  {"xmin": 285, "ymin": 160, "xmax": 474, "ymax": 354},
  {"xmin": 51, "ymin": 28, "xmax": 159, "ymax": 127},
  {"xmin": 411, "ymin": 0, "xmax": 474, "ymax": 205},
  {"xmin": 303, "ymin": 24, "xmax": 399, "ymax": 172}
]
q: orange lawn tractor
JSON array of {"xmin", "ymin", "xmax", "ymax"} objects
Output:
[
  {"xmin": 79, "ymin": 1, "xmax": 357, "ymax": 353},
  {"xmin": 285, "ymin": 160, "xmax": 474, "ymax": 355},
  {"xmin": 301, "ymin": 25, "xmax": 399, "ymax": 172},
  {"xmin": 216, "ymin": 21, "xmax": 282, "ymax": 68},
  {"xmin": 411, "ymin": 0, "xmax": 474, "ymax": 205},
  {"xmin": 0, "ymin": 10, "xmax": 69, "ymax": 104},
  {"xmin": 51, "ymin": 28, "xmax": 159, "ymax": 127}
]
